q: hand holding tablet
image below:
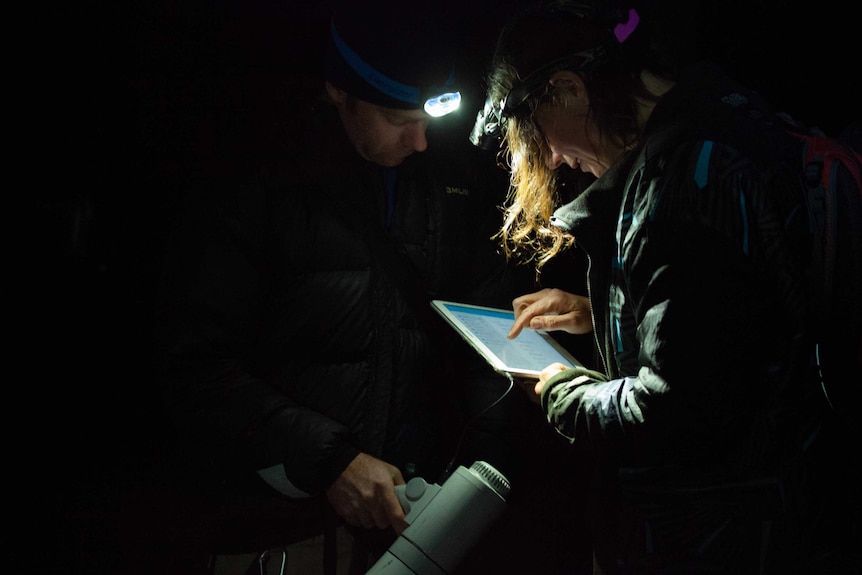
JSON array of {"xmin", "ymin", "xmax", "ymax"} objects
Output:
[{"xmin": 430, "ymin": 300, "xmax": 582, "ymax": 379}]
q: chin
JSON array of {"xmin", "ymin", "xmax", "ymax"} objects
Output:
[{"xmin": 377, "ymin": 155, "xmax": 408, "ymax": 168}]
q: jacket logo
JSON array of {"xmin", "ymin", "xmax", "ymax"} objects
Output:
[
  {"xmin": 721, "ymin": 92, "xmax": 748, "ymax": 108},
  {"xmin": 445, "ymin": 186, "xmax": 469, "ymax": 196}
]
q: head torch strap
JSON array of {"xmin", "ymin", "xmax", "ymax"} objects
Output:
[
  {"xmin": 470, "ymin": 8, "xmax": 639, "ymax": 148},
  {"xmin": 330, "ymin": 19, "xmax": 459, "ymax": 114},
  {"xmin": 331, "ymin": 19, "xmax": 420, "ymax": 105},
  {"xmin": 503, "ymin": 46, "xmax": 606, "ymax": 117},
  {"xmin": 501, "ymin": 7, "xmax": 640, "ymax": 117}
]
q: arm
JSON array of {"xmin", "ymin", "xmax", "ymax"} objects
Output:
[
  {"xmin": 530, "ymin": 146, "xmax": 805, "ymax": 459},
  {"xmin": 534, "ymin": 226, "xmax": 767, "ymax": 455},
  {"xmin": 156, "ymin": 185, "xmax": 408, "ymax": 532}
]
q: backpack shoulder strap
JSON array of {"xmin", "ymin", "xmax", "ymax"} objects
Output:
[
  {"xmin": 779, "ymin": 116, "xmax": 862, "ymax": 428},
  {"xmin": 784, "ymin": 122, "xmax": 862, "ymax": 319}
]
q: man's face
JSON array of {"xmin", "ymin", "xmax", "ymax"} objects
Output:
[{"xmin": 326, "ymin": 82, "xmax": 431, "ymax": 167}]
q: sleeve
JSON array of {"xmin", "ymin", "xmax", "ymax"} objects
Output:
[{"xmin": 155, "ymin": 181, "xmax": 358, "ymax": 496}]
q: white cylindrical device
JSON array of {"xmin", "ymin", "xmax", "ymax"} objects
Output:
[{"xmin": 365, "ymin": 461, "xmax": 510, "ymax": 575}]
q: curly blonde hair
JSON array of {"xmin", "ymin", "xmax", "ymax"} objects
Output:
[{"xmin": 494, "ymin": 81, "xmax": 576, "ymax": 271}]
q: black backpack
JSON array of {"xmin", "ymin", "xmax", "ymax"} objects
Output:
[{"xmin": 782, "ymin": 116, "xmax": 862, "ymax": 432}]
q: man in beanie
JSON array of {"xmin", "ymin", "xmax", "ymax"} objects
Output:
[
  {"xmin": 153, "ymin": 1, "xmax": 540, "ymax": 571},
  {"xmin": 322, "ymin": 2, "xmax": 464, "ymax": 166}
]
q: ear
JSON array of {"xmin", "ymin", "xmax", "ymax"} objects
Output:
[
  {"xmin": 548, "ymin": 70, "xmax": 586, "ymax": 96},
  {"xmin": 325, "ymin": 81, "xmax": 347, "ymax": 104}
]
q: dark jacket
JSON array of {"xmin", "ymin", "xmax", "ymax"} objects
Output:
[
  {"xmin": 546, "ymin": 62, "xmax": 854, "ymax": 574},
  {"xmin": 155, "ymin": 96, "xmax": 520, "ymax": 500}
]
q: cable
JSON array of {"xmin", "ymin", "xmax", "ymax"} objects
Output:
[
  {"xmin": 278, "ymin": 548, "xmax": 287, "ymax": 575},
  {"xmin": 246, "ymin": 548, "xmax": 288, "ymax": 575},
  {"xmin": 815, "ymin": 342, "xmax": 836, "ymax": 411},
  {"xmin": 439, "ymin": 373, "xmax": 515, "ymax": 482}
]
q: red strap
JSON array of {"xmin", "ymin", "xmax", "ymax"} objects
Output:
[{"xmin": 800, "ymin": 134, "xmax": 862, "ymax": 192}]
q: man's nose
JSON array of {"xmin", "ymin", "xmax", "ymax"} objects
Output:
[{"xmin": 404, "ymin": 122, "xmax": 429, "ymax": 152}]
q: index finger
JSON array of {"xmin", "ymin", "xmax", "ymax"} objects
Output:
[{"xmin": 508, "ymin": 308, "xmax": 534, "ymax": 339}]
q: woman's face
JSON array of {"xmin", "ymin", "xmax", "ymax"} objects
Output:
[{"xmin": 535, "ymin": 103, "xmax": 614, "ymax": 178}]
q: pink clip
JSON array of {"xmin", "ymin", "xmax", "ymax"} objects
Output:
[{"xmin": 613, "ymin": 8, "xmax": 639, "ymax": 43}]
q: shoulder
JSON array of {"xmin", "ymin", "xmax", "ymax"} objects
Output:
[
  {"xmin": 634, "ymin": 62, "xmax": 803, "ymax": 204},
  {"xmin": 628, "ymin": 105, "xmax": 803, "ymax": 240},
  {"xmin": 644, "ymin": 61, "xmax": 799, "ymax": 165}
]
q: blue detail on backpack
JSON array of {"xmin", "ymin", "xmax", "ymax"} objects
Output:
[
  {"xmin": 737, "ymin": 182, "xmax": 749, "ymax": 256},
  {"xmin": 695, "ymin": 141, "xmax": 712, "ymax": 189}
]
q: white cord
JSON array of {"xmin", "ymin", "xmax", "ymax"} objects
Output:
[{"xmin": 441, "ymin": 373, "xmax": 515, "ymax": 481}]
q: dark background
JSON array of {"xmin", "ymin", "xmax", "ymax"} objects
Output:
[{"xmin": 18, "ymin": 0, "xmax": 858, "ymax": 571}]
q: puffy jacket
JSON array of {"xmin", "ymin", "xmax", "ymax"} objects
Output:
[
  {"xmin": 155, "ymin": 98, "xmax": 519, "ymax": 498},
  {"xmin": 546, "ymin": 62, "xmax": 852, "ymax": 573}
]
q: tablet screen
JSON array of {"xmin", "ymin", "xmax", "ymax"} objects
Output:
[{"xmin": 431, "ymin": 300, "xmax": 582, "ymax": 378}]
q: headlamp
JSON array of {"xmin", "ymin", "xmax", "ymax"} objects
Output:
[
  {"xmin": 331, "ymin": 20, "xmax": 461, "ymax": 117},
  {"xmin": 469, "ymin": 97, "xmax": 505, "ymax": 150},
  {"xmin": 424, "ymin": 91, "xmax": 462, "ymax": 117}
]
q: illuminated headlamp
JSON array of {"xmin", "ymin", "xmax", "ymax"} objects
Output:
[
  {"xmin": 424, "ymin": 91, "xmax": 462, "ymax": 117},
  {"xmin": 331, "ymin": 20, "xmax": 461, "ymax": 117}
]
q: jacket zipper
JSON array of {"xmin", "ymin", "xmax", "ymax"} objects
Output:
[{"xmin": 582, "ymin": 243, "xmax": 609, "ymax": 377}]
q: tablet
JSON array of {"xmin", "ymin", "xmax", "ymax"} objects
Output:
[{"xmin": 431, "ymin": 299, "xmax": 582, "ymax": 379}]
